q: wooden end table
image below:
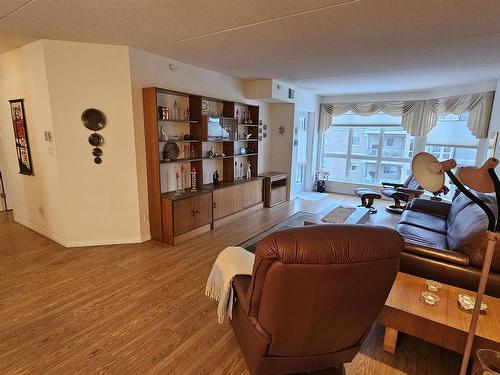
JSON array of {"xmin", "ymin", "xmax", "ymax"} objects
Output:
[{"xmin": 377, "ymin": 272, "xmax": 500, "ymax": 371}]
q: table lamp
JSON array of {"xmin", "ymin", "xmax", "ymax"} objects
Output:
[{"xmin": 412, "ymin": 152, "xmax": 500, "ymax": 375}]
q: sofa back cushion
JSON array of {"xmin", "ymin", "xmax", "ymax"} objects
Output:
[
  {"xmin": 448, "ymin": 193, "xmax": 472, "ymax": 225},
  {"xmin": 447, "ymin": 192, "xmax": 500, "ymax": 272}
]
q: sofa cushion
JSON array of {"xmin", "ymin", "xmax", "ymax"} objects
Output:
[
  {"xmin": 447, "ymin": 193, "xmax": 500, "ymax": 272},
  {"xmin": 400, "ymin": 209, "xmax": 447, "ymax": 234},
  {"xmin": 396, "ymin": 223, "xmax": 448, "ymax": 250},
  {"xmin": 447, "ymin": 193, "xmax": 472, "ymax": 226}
]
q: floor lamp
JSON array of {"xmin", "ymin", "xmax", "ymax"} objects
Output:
[{"xmin": 412, "ymin": 152, "xmax": 500, "ymax": 375}]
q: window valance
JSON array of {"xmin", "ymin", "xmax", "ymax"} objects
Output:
[{"xmin": 320, "ymin": 91, "xmax": 495, "ymax": 138}]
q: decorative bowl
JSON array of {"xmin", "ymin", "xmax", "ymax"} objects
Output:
[
  {"xmin": 425, "ymin": 279, "xmax": 443, "ymax": 292},
  {"xmin": 458, "ymin": 294, "xmax": 487, "ymax": 313},
  {"xmin": 420, "ymin": 291, "xmax": 440, "ymax": 306}
]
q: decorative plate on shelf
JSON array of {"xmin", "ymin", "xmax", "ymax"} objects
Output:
[{"xmin": 163, "ymin": 141, "xmax": 180, "ymax": 160}]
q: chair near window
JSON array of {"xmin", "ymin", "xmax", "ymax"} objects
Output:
[{"xmin": 381, "ymin": 175, "xmax": 424, "ymax": 214}]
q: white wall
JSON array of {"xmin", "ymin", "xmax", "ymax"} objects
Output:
[
  {"xmin": 0, "ymin": 40, "xmax": 144, "ymax": 246},
  {"xmin": 0, "ymin": 41, "xmax": 66, "ymax": 239},
  {"xmin": 128, "ymin": 48, "xmax": 271, "ymax": 237},
  {"xmin": 42, "ymin": 40, "xmax": 144, "ymax": 246},
  {"xmin": 290, "ymin": 89, "xmax": 319, "ymax": 198}
]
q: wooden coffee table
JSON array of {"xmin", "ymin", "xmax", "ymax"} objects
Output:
[{"xmin": 377, "ymin": 272, "xmax": 500, "ymax": 370}]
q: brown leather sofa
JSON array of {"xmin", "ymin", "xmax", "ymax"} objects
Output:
[
  {"xmin": 230, "ymin": 225, "xmax": 403, "ymax": 375},
  {"xmin": 396, "ymin": 193, "xmax": 500, "ymax": 297}
]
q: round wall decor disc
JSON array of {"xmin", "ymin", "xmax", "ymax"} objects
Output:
[
  {"xmin": 82, "ymin": 108, "xmax": 107, "ymax": 131},
  {"xmin": 88, "ymin": 133, "xmax": 104, "ymax": 147}
]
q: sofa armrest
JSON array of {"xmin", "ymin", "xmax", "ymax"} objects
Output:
[
  {"xmin": 233, "ymin": 275, "xmax": 252, "ymax": 314},
  {"xmin": 232, "ymin": 275, "xmax": 271, "ymax": 341},
  {"xmin": 404, "ymin": 242, "xmax": 470, "ymax": 266},
  {"xmin": 406, "ymin": 198, "xmax": 452, "ymax": 218}
]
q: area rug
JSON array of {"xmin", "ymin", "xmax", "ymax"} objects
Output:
[
  {"xmin": 322, "ymin": 206, "xmax": 356, "ymax": 224},
  {"xmin": 297, "ymin": 191, "xmax": 328, "ymax": 201},
  {"xmin": 239, "ymin": 211, "xmax": 317, "ymax": 253}
]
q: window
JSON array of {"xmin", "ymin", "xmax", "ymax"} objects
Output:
[{"xmin": 321, "ymin": 112, "xmax": 414, "ymax": 185}]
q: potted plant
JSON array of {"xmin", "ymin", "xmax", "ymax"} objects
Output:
[{"xmin": 315, "ymin": 170, "xmax": 330, "ymax": 193}]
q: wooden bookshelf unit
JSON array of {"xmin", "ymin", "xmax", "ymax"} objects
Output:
[{"xmin": 142, "ymin": 87, "xmax": 263, "ymax": 245}]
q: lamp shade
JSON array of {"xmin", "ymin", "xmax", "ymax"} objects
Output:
[
  {"xmin": 457, "ymin": 158, "xmax": 499, "ymax": 193},
  {"xmin": 412, "ymin": 152, "xmax": 449, "ymax": 193}
]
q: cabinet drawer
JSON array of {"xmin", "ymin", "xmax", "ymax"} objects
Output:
[{"xmin": 270, "ymin": 186, "xmax": 287, "ymax": 206}]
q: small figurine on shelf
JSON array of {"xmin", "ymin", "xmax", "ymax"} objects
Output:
[
  {"xmin": 235, "ymin": 161, "xmax": 238, "ymax": 179},
  {"xmin": 190, "ymin": 144, "xmax": 196, "ymax": 159},
  {"xmin": 175, "ymin": 171, "xmax": 182, "ymax": 195},
  {"xmin": 240, "ymin": 162, "xmax": 243, "ymax": 179},
  {"xmin": 207, "ymin": 145, "xmax": 215, "ymax": 158},
  {"xmin": 243, "ymin": 110, "xmax": 247, "ymax": 124},
  {"xmin": 236, "ymin": 110, "xmax": 240, "ymax": 124},
  {"xmin": 183, "ymin": 144, "xmax": 188, "ymax": 159},
  {"xmin": 160, "ymin": 125, "xmax": 167, "ymax": 141},
  {"xmin": 184, "ymin": 107, "xmax": 190, "ymax": 121},
  {"xmin": 246, "ymin": 162, "xmax": 252, "ymax": 179},
  {"xmin": 173, "ymin": 100, "xmax": 179, "ymax": 120},
  {"xmin": 190, "ymin": 167, "xmax": 197, "ymax": 192},
  {"xmin": 213, "ymin": 170, "xmax": 220, "ymax": 185}
]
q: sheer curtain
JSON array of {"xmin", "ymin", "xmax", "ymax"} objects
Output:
[{"xmin": 320, "ymin": 91, "xmax": 495, "ymax": 138}]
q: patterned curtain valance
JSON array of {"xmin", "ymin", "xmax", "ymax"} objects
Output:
[{"xmin": 320, "ymin": 91, "xmax": 495, "ymax": 138}]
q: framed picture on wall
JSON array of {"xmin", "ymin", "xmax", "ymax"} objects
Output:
[{"xmin": 9, "ymin": 98, "xmax": 33, "ymax": 175}]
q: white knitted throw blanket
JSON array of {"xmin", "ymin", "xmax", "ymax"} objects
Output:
[{"xmin": 205, "ymin": 246, "xmax": 255, "ymax": 324}]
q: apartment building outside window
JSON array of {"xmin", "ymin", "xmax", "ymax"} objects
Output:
[
  {"xmin": 321, "ymin": 113, "xmax": 413, "ymax": 185},
  {"xmin": 320, "ymin": 112, "xmax": 487, "ymax": 190}
]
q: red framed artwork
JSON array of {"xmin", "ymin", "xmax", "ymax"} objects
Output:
[{"xmin": 9, "ymin": 99, "xmax": 33, "ymax": 175}]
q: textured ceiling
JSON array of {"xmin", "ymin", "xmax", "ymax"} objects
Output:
[{"xmin": 1, "ymin": 0, "xmax": 500, "ymax": 95}]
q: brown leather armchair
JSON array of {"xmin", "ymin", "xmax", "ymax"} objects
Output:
[
  {"xmin": 381, "ymin": 174, "xmax": 424, "ymax": 214},
  {"xmin": 231, "ymin": 225, "xmax": 404, "ymax": 375}
]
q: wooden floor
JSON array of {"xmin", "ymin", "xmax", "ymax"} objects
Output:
[{"xmin": 0, "ymin": 195, "xmax": 460, "ymax": 374}]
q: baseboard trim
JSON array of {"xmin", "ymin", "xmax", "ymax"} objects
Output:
[
  {"xmin": 14, "ymin": 215, "xmax": 151, "ymax": 248},
  {"xmin": 14, "ymin": 216, "xmax": 69, "ymax": 247}
]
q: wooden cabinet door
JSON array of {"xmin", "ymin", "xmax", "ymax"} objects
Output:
[
  {"xmin": 213, "ymin": 189, "xmax": 224, "ymax": 220},
  {"xmin": 194, "ymin": 193, "xmax": 212, "ymax": 228},
  {"xmin": 246, "ymin": 180, "xmax": 263, "ymax": 207},
  {"xmin": 173, "ymin": 198, "xmax": 195, "ymax": 236},
  {"xmin": 213, "ymin": 186, "xmax": 237, "ymax": 220}
]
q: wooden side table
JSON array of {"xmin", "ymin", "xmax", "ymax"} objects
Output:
[
  {"xmin": 377, "ymin": 272, "xmax": 500, "ymax": 370},
  {"xmin": 260, "ymin": 172, "xmax": 288, "ymax": 207}
]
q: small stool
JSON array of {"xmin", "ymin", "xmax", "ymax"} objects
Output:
[{"xmin": 354, "ymin": 188, "xmax": 381, "ymax": 214}]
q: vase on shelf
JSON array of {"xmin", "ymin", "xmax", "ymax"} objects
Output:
[{"xmin": 173, "ymin": 100, "xmax": 179, "ymax": 120}]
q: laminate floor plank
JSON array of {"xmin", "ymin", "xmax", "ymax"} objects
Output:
[{"xmin": 0, "ymin": 195, "xmax": 460, "ymax": 374}]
